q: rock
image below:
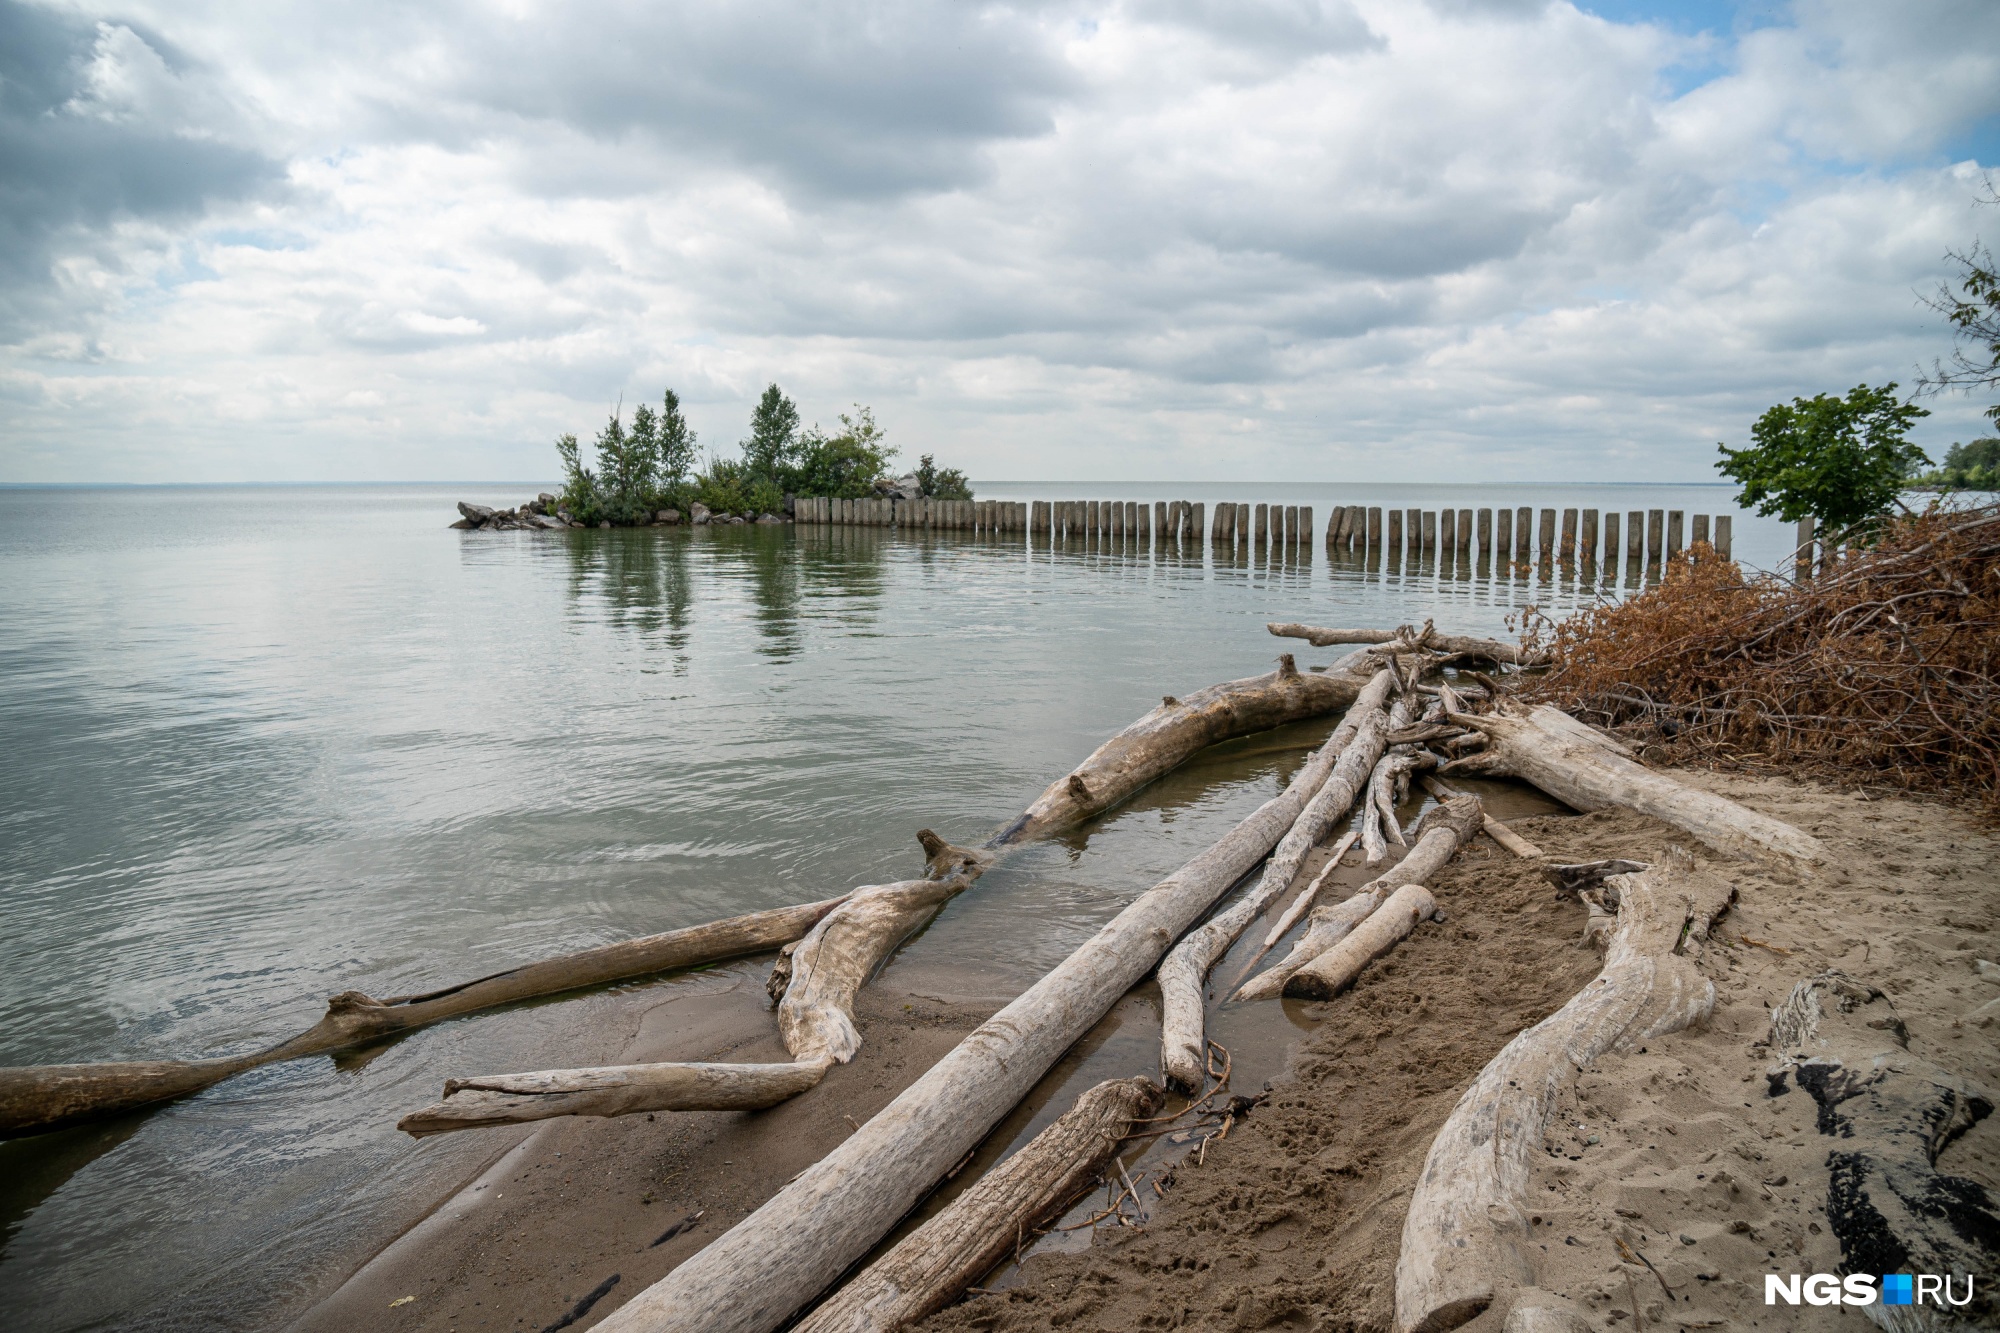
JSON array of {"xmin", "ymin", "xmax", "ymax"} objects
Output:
[
  {"xmin": 599, "ymin": 520, "xmax": 611, "ymax": 529},
  {"xmin": 756, "ymin": 513, "xmax": 784, "ymax": 524},
  {"xmin": 876, "ymin": 473, "xmax": 923, "ymax": 501},
  {"xmin": 690, "ymin": 502, "xmax": 711, "ymax": 526},
  {"xmin": 522, "ymin": 498, "xmax": 544, "ymax": 516},
  {"xmin": 538, "ymin": 492, "xmax": 558, "ymax": 509},
  {"xmin": 534, "ymin": 514, "xmax": 566, "ymax": 530},
  {"xmin": 448, "ymin": 519, "xmax": 474, "ymax": 529},
  {"xmin": 728, "ymin": 514, "xmax": 746, "ymax": 525},
  {"xmin": 457, "ymin": 502, "xmax": 495, "ymax": 524},
  {"xmin": 656, "ymin": 509, "xmax": 682, "ymax": 525}
]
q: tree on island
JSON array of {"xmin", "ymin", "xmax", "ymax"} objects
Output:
[
  {"xmin": 1715, "ymin": 383, "xmax": 1929, "ymax": 537},
  {"xmin": 552, "ymin": 382, "xmax": 973, "ymax": 525}
]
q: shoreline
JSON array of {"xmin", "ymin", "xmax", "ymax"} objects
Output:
[{"xmin": 287, "ymin": 768, "xmax": 2000, "ymax": 1332}]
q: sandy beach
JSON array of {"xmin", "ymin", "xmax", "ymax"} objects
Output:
[{"xmin": 284, "ymin": 769, "xmax": 1998, "ymax": 1332}]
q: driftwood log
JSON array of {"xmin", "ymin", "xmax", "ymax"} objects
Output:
[
  {"xmin": 1267, "ymin": 621, "xmax": 1542, "ymax": 667},
  {"xmin": 399, "ymin": 1061, "xmax": 826, "ymax": 1137},
  {"xmin": 592, "ymin": 689, "xmax": 1370, "ymax": 1333},
  {"xmin": 1157, "ymin": 672, "xmax": 1394, "ymax": 1090},
  {"xmin": 992, "ymin": 653, "xmax": 1376, "ymax": 844},
  {"xmin": 1441, "ymin": 704, "xmax": 1823, "ymax": 864},
  {"xmin": 399, "ymin": 834, "xmax": 988, "ymax": 1134},
  {"xmin": 0, "ymin": 892, "xmax": 853, "ymax": 1138},
  {"xmin": 1420, "ymin": 775, "xmax": 1542, "ymax": 859},
  {"xmin": 792, "ymin": 1077, "xmax": 1164, "ymax": 1332},
  {"xmin": 1394, "ymin": 848, "xmax": 1733, "ymax": 1333},
  {"xmin": 1226, "ymin": 829, "xmax": 1358, "ymax": 994},
  {"xmin": 1234, "ymin": 796, "xmax": 1482, "ymax": 1002},
  {"xmin": 1765, "ymin": 971, "xmax": 1997, "ymax": 1332}
]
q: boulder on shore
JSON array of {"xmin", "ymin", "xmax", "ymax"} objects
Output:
[
  {"xmin": 656, "ymin": 509, "xmax": 682, "ymax": 525},
  {"xmin": 690, "ymin": 502, "xmax": 712, "ymax": 525}
]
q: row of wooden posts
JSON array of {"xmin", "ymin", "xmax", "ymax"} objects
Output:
[{"xmin": 796, "ymin": 496, "xmax": 1734, "ymax": 566}]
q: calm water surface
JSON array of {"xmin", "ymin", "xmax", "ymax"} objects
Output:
[{"xmin": 0, "ymin": 482, "xmax": 1788, "ymax": 1330}]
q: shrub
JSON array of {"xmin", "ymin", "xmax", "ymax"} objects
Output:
[
  {"xmin": 1715, "ymin": 383, "xmax": 1929, "ymax": 536},
  {"xmin": 914, "ymin": 451, "xmax": 973, "ymax": 501},
  {"xmin": 790, "ymin": 406, "xmax": 897, "ymax": 498},
  {"xmin": 555, "ymin": 389, "xmax": 698, "ymax": 525},
  {"xmin": 694, "ymin": 457, "xmax": 784, "ymax": 517}
]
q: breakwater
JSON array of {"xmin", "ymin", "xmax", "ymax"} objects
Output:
[{"xmin": 796, "ymin": 496, "xmax": 1731, "ymax": 569}]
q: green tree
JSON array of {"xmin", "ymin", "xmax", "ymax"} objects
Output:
[
  {"xmin": 913, "ymin": 451, "xmax": 973, "ymax": 502},
  {"xmin": 742, "ymin": 383, "xmax": 801, "ymax": 484},
  {"xmin": 1932, "ymin": 437, "xmax": 2000, "ymax": 489},
  {"xmin": 553, "ymin": 387, "xmax": 700, "ymax": 525},
  {"xmin": 1716, "ymin": 383, "xmax": 1930, "ymax": 532},
  {"xmin": 790, "ymin": 406, "xmax": 898, "ymax": 498}
]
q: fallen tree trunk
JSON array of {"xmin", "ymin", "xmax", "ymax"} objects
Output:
[
  {"xmin": 0, "ymin": 893, "xmax": 852, "ymax": 1138},
  {"xmin": 399, "ymin": 834, "xmax": 989, "ymax": 1134},
  {"xmin": 1441, "ymin": 704, "xmax": 1823, "ymax": 864},
  {"xmin": 1158, "ymin": 673, "xmax": 1395, "ymax": 1090},
  {"xmin": 991, "ymin": 653, "xmax": 1377, "ymax": 845},
  {"xmin": 1394, "ymin": 848, "xmax": 1734, "ymax": 1333},
  {"xmin": 1283, "ymin": 882, "xmax": 1437, "ymax": 1001},
  {"xmin": 1267, "ymin": 622, "xmax": 1541, "ymax": 667},
  {"xmin": 1234, "ymin": 796, "xmax": 1482, "ymax": 1002},
  {"xmin": 398, "ymin": 1060, "xmax": 827, "ymax": 1137},
  {"xmin": 591, "ymin": 682, "xmax": 1374, "ymax": 1333},
  {"xmin": 792, "ymin": 1077, "xmax": 1165, "ymax": 1333},
  {"xmin": 1765, "ymin": 971, "xmax": 1998, "ymax": 1333}
]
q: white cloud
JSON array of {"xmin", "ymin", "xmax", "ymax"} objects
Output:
[{"xmin": 0, "ymin": 0, "xmax": 1995, "ymax": 484}]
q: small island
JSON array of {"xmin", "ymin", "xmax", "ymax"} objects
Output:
[{"xmin": 452, "ymin": 384, "xmax": 973, "ymax": 531}]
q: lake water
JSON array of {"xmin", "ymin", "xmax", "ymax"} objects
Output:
[{"xmin": 0, "ymin": 481, "xmax": 1787, "ymax": 1330}]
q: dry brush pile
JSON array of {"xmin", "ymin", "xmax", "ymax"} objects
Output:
[{"xmin": 1517, "ymin": 503, "xmax": 2000, "ymax": 814}]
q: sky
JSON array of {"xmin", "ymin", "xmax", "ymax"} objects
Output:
[{"xmin": 1, "ymin": 0, "xmax": 1996, "ymax": 484}]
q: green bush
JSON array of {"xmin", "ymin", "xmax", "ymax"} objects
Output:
[
  {"xmin": 1716, "ymin": 382, "xmax": 1929, "ymax": 534},
  {"xmin": 914, "ymin": 452, "xmax": 973, "ymax": 501},
  {"xmin": 790, "ymin": 406, "xmax": 897, "ymax": 498},
  {"xmin": 694, "ymin": 457, "xmax": 784, "ymax": 517}
]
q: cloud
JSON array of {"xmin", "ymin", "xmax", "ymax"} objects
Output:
[
  {"xmin": 0, "ymin": 2, "xmax": 282, "ymax": 339},
  {"xmin": 0, "ymin": 0, "xmax": 1996, "ymax": 484}
]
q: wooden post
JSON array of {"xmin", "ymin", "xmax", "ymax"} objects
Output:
[
  {"xmin": 1367, "ymin": 506, "xmax": 1382, "ymax": 554},
  {"xmin": 1254, "ymin": 502, "xmax": 1268, "ymax": 548},
  {"xmin": 1579, "ymin": 509, "xmax": 1597, "ymax": 565},
  {"xmin": 1691, "ymin": 513, "xmax": 1709, "ymax": 552},
  {"xmin": 1300, "ymin": 505, "xmax": 1312, "ymax": 551},
  {"xmin": 1514, "ymin": 507, "xmax": 1531, "ymax": 564},
  {"xmin": 1666, "ymin": 509, "xmax": 1683, "ymax": 558},
  {"xmin": 1455, "ymin": 509, "xmax": 1472, "ymax": 559},
  {"xmin": 1439, "ymin": 509, "xmax": 1455, "ymax": 560},
  {"xmin": 1601, "ymin": 510, "xmax": 1619, "ymax": 571},
  {"xmin": 1537, "ymin": 509, "xmax": 1555, "ymax": 564},
  {"xmin": 1493, "ymin": 507, "xmax": 1511, "ymax": 567},
  {"xmin": 1326, "ymin": 506, "xmax": 1342, "ymax": 552},
  {"xmin": 1130, "ymin": 501, "xmax": 1143, "ymax": 538},
  {"xmin": 1190, "ymin": 502, "xmax": 1205, "ymax": 546},
  {"xmin": 1387, "ymin": 507, "xmax": 1402, "ymax": 556},
  {"xmin": 1476, "ymin": 508, "xmax": 1492, "ymax": 561},
  {"xmin": 1154, "ymin": 501, "xmax": 1167, "ymax": 540},
  {"xmin": 1088, "ymin": 500, "xmax": 1101, "ymax": 536},
  {"xmin": 1109, "ymin": 499, "xmax": 1122, "ymax": 540},
  {"xmin": 1404, "ymin": 508, "xmax": 1420, "ymax": 556},
  {"xmin": 1420, "ymin": 509, "xmax": 1436, "ymax": 554},
  {"xmin": 1280, "ymin": 504, "xmax": 1295, "ymax": 546},
  {"xmin": 1626, "ymin": 510, "xmax": 1642, "ymax": 566},
  {"xmin": 1714, "ymin": 514, "xmax": 1732, "ymax": 559},
  {"xmin": 1794, "ymin": 515, "xmax": 1815, "ymax": 579},
  {"xmin": 1136, "ymin": 501, "xmax": 1151, "ymax": 542},
  {"xmin": 1559, "ymin": 508, "xmax": 1577, "ymax": 563},
  {"xmin": 1031, "ymin": 499, "xmax": 1047, "ymax": 536},
  {"xmin": 1646, "ymin": 509, "xmax": 1663, "ymax": 565}
]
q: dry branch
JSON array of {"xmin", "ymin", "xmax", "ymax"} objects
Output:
[
  {"xmin": 1158, "ymin": 672, "xmax": 1394, "ymax": 1090},
  {"xmin": 1267, "ymin": 621, "xmax": 1543, "ymax": 666},
  {"xmin": 792, "ymin": 1077, "xmax": 1164, "ymax": 1332},
  {"xmin": 1394, "ymin": 848, "xmax": 1734, "ymax": 1333},
  {"xmin": 0, "ymin": 893, "xmax": 851, "ymax": 1138},
  {"xmin": 1234, "ymin": 796, "xmax": 1483, "ymax": 1002}
]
